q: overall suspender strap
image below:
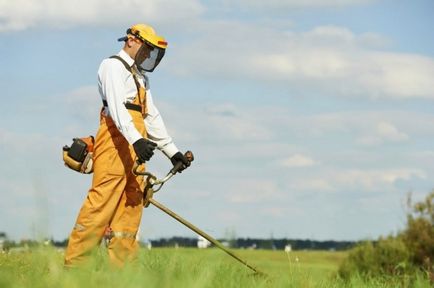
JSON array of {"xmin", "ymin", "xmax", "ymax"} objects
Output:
[
  {"xmin": 108, "ymin": 55, "xmax": 141, "ymax": 92},
  {"xmin": 102, "ymin": 55, "xmax": 143, "ymax": 112}
]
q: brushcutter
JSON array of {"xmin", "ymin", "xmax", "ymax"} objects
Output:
[{"xmin": 133, "ymin": 151, "xmax": 266, "ymax": 276}]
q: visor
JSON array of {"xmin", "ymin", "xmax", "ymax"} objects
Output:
[
  {"xmin": 118, "ymin": 25, "xmax": 167, "ymax": 73},
  {"xmin": 138, "ymin": 43, "xmax": 166, "ymax": 72}
]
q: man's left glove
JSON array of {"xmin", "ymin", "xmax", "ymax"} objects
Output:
[
  {"xmin": 170, "ymin": 151, "xmax": 191, "ymax": 173},
  {"xmin": 133, "ymin": 138, "xmax": 157, "ymax": 163}
]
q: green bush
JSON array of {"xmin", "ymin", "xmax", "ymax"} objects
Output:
[
  {"xmin": 403, "ymin": 217, "xmax": 434, "ymax": 267},
  {"xmin": 339, "ymin": 191, "xmax": 434, "ymax": 283},
  {"xmin": 402, "ymin": 191, "xmax": 434, "ymax": 277},
  {"xmin": 338, "ymin": 237, "xmax": 411, "ymax": 279}
]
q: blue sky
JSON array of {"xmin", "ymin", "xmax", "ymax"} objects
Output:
[{"xmin": 0, "ymin": 0, "xmax": 433, "ymax": 242}]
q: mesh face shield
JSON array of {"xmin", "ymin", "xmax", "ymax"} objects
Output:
[
  {"xmin": 136, "ymin": 42, "xmax": 166, "ymax": 73},
  {"xmin": 118, "ymin": 24, "xmax": 168, "ymax": 73}
]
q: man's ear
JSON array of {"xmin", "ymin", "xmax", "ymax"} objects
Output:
[{"xmin": 126, "ymin": 37, "xmax": 134, "ymax": 48}]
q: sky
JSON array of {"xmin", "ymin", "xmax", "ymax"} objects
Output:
[{"xmin": 0, "ymin": 0, "xmax": 433, "ymax": 242}]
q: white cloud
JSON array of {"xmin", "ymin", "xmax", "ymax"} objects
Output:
[
  {"xmin": 360, "ymin": 52, "xmax": 434, "ymax": 99},
  {"xmin": 305, "ymin": 26, "xmax": 355, "ymax": 43},
  {"xmin": 287, "ymin": 168, "xmax": 427, "ymax": 193},
  {"xmin": 302, "ymin": 26, "xmax": 389, "ymax": 49},
  {"xmin": 356, "ymin": 136, "xmax": 382, "ymax": 147},
  {"xmin": 281, "ymin": 154, "xmax": 317, "ymax": 168},
  {"xmin": 376, "ymin": 121, "xmax": 408, "ymax": 142},
  {"xmin": 2, "ymin": 2, "xmax": 433, "ymax": 100},
  {"xmin": 288, "ymin": 179, "xmax": 335, "ymax": 192},
  {"xmin": 332, "ymin": 168, "xmax": 426, "ymax": 191},
  {"xmin": 356, "ymin": 121, "xmax": 409, "ymax": 146},
  {"xmin": 0, "ymin": 0, "xmax": 204, "ymax": 31},
  {"xmin": 2, "ymin": 92, "xmax": 434, "ymax": 241},
  {"xmin": 169, "ymin": 22, "xmax": 434, "ymax": 100},
  {"xmin": 282, "ymin": 110, "xmax": 433, "ymax": 145},
  {"xmin": 226, "ymin": 179, "xmax": 282, "ymax": 203},
  {"xmin": 222, "ymin": 0, "xmax": 376, "ymax": 10}
]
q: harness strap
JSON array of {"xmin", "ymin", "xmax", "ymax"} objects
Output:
[
  {"xmin": 102, "ymin": 100, "xmax": 142, "ymax": 113},
  {"xmin": 109, "ymin": 55, "xmax": 141, "ymax": 92},
  {"xmin": 102, "ymin": 55, "xmax": 144, "ymax": 111}
]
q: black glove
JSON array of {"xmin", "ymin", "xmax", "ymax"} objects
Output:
[
  {"xmin": 170, "ymin": 151, "xmax": 190, "ymax": 173},
  {"xmin": 133, "ymin": 138, "xmax": 157, "ymax": 163}
]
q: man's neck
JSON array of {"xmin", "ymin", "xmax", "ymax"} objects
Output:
[{"xmin": 122, "ymin": 47, "xmax": 136, "ymax": 61}]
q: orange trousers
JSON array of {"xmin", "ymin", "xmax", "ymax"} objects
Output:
[{"xmin": 64, "ymin": 106, "xmax": 146, "ymax": 267}]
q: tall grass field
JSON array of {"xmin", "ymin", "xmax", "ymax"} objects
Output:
[{"xmin": 0, "ymin": 246, "xmax": 430, "ymax": 287}]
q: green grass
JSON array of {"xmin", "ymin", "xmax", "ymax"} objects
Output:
[{"xmin": 0, "ymin": 246, "xmax": 431, "ymax": 287}]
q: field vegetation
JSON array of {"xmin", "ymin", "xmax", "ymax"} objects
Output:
[
  {"xmin": 0, "ymin": 192, "xmax": 432, "ymax": 287},
  {"xmin": 0, "ymin": 245, "xmax": 430, "ymax": 287}
]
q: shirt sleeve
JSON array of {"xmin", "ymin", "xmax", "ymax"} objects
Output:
[
  {"xmin": 98, "ymin": 59, "xmax": 143, "ymax": 145},
  {"xmin": 144, "ymin": 89, "xmax": 179, "ymax": 158}
]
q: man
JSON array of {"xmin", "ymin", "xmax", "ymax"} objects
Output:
[{"xmin": 64, "ymin": 24, "xmax": 190, "ymax": 267}]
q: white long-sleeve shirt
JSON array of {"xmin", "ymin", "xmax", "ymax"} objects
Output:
[{"xmin": 98, "ymin": 49, "xmax": 178, "ymax": 158}]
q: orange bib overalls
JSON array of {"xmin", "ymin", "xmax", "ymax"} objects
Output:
[{"xmin": 65, "ymin": 63, "xmax": 147, "ymax": 268}]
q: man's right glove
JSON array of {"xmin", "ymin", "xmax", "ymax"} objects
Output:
[
  {"xmin": 133, "ymin": 138, "xmax": 157, "ymax": 163},
  {"xmin": 170, "ymin": 151, "xmax": 191, "ymax": 173}
]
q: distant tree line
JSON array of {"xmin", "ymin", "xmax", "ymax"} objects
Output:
[
  {"xmin": 1, "ymin": 235, "xmax": 355, "ymax": 251},
  {"xmin": 148, "ymin": 237, "xmax": 355, "ymax": 251}
]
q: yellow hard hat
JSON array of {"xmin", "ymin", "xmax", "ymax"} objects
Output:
[{"xmin": 118, "ymin": 23, "xmax": 168, "ymax": 49}]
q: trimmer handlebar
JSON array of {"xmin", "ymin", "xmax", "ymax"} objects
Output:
[{"xmin": 133, "ymin": 150, "xmax": 194, "ymax": 192}]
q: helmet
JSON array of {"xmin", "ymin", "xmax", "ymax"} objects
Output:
[
  {"xmin": 118, "ymin": 24, "xmax": 168, "ymax": 49},
  {"xmin": 118, "ymin": 24, "xmax": 168, "ymax": 72}
]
